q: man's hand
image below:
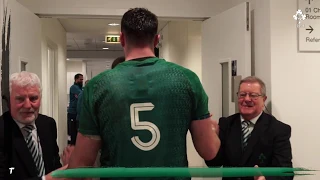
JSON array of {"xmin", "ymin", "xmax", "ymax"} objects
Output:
[
  {"xmin": 254, "ymin": 165, "xmax": 266, "ymax": 180},
  {"xmin": 45, "ymin": 164, "xmax": 68, "ymax": 180},
  {"xmin": 61, "ymin": 145, "xmax": 75, "ymax": 165},
  {"xmin": 211, "ymin": 119, "xmax": 219, "ymax": 135}
]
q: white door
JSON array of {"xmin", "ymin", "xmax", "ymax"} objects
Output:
[
  {"xmin": 47, "ymin": 47, "xmax": 56, "ymax": 117},
  {"xmin": 202, "ymin": 2, "xmax": 251, "ymax": 120}
]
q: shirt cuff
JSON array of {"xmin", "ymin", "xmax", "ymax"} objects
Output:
[{"xmin": 42, "ymin": 176, "xmax": 46, "ymax": 180}]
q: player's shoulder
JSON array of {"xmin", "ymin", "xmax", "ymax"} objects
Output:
[
  {"xmin": 35, "ymin": 114, "xmax": 57, "ymax": 130},
  {"xmin": 162, "ymin": 60, "xmax": 200, "ymax": 81},
  {"xmin": 85, "ymin": 69, "xmax": 111, "ymax": 87},
  {"xmin": 265, "ymin": 113, "xmax": 291, "ymax": 132}
]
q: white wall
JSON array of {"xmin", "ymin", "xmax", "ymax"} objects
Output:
[
  {"xmin": 9, "ymin": 0, "xmax": 42, "ymax": 76},
  {"xmin": 185, "ymin": 22, "xmax": 202, "ymax": 80},
  {"xmin": 270, "ymin": 0, "xmax": 320, "ymax": 178},
  {"xmin": 159, "ymin": 21, "xmax": 204, "ymax": 176},
  {"xmin": 158, "ymin": 23, "xmax": 170, "ymax": 60},
  {"xmin": 86, "ymin": 60, "xmax": 112, "ymax": 79},
  {"xmin": 82, "ymin": 61, "xmax": 86, "ymax": 79},
  {"xmin": 159, "ymin": 21, "xmax": 202, "ymax": 77},
  {"xmin": 67, "ymin": 60, "xmax": 83, "ymax": 72},
  {"xmin": 40, "ymin": 18, "xmax": 67, "ymax": 153},
  {"xmin": 67, "ymin": 50, "xmax": 124, "ymax": 59}
]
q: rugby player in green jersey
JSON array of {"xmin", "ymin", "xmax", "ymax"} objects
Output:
[{"xmin": 67, "ymin": 8, "xmax": 220, "ymax": 180}]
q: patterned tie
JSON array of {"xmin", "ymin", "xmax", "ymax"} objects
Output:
[
  {"xmin": 241, "ymin": 120, "xmax": 251, "ymax": 150},
  {"xmin": 22, "ymin": 125, "xmax": 45, "ymax": 177}
]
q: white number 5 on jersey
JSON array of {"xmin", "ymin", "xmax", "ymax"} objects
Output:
[{"xmin": 130, "ymin": 103, "xmax": 160, "ymax": 151}]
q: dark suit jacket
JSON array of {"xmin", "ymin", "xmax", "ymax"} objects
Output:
[
  {"xmin": 0, "ymin": 111, "xmax": 62, "ymax": 180},
  {"xmin": 206, "ymin": 112, "xmax": 293, "ymax": 180}
]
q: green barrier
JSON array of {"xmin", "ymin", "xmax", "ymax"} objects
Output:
[{"xmin": 52, "ymin": 167, "xmax": 315, "ymax": 178}]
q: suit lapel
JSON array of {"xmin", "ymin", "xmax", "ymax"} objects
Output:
[
  {"xmin": 35, "ymin": 117, "xmax": 49, "ymax": 173},
  {"xmin": 11, "ymin": 117, "xmax": 38, "ymax": 176},
  {"xmin": 241, "ymin": 112, "xmax": 269, "ymax": 165},
  {"xmin": 226, "ymin": 114, "xmax": 243, "ymax": 165}
]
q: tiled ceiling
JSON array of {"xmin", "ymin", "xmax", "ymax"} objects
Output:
[{"xmin": 59, "ymin": 18, "xmax": 169, "ymax": 51}]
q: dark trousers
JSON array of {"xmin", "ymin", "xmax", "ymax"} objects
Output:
[{"xmin": 67, "ymin": 113, "xmax": 79, "ymax": 145}]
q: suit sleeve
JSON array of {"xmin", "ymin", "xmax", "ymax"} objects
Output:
[
  {"xmin": 0, "ymin": 116, "xmax": 9, "ymax": 179},
  {"xmin": 51, "ymin": 119, "xmax": 62, "ymax": 169},
  {"xmin": 0, "ymin": 150, "xmax": 7, "ymax": 179},
  {"xmin": 205, "ymin": 117, "xmax": 226, "ymax": 167},
  {"xmin": 267, "ymin": 124, "xmax": 293, "ymax": 180}
]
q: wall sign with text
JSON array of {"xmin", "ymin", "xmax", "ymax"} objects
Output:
[{"xmin": 296, "ymin": 0, "xmax": 320, "ymax": 51}]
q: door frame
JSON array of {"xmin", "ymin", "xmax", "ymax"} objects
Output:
[
  {"xmin": 46, "ymin": 38, "xmax": 59, "ymax": 127},
  {"xmin": 219, "ymin": 58, "xmax": 234, "ymax": 117}
]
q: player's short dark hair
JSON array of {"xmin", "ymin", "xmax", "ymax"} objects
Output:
[
  {"xmin": 74, "ymin": 73, "xmax": 83, "ymax": 80},
  {"xmin": 111, "ymin": 56, "xmax": 125, "ymax": 69},
  {"xmin": 121, "ymin": 8, "xmax": 158, "ymax": 46}
]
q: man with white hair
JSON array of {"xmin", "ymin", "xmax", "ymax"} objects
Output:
[{"xmin": 0, "ymin": 71, "xmax": 69, "ymax": 180}]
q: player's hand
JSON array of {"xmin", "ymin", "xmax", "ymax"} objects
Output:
[
  {"xmin": 45, "ymin": 164, "xmax": 68, "ymax": 180},
  {"xmin": 211, "ymin": 119, "xmax": 219, "ymax": 135},
  {"xmin": 61, "ymin": 145, "xmax": 74, "ymax": 165},
  {"xmin": 254, "ymin": 165, "xmax": 266, "ymax": 180}
]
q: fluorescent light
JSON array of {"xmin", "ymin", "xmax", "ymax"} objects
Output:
[
  {"xmin": 66, "ymin": 58, "xmax": 70, "ymax": 60},
  {"xmin": 103, "ymin": 48, "xmax": 109, "ymax": 50},
  {"xmin": 108, "ymin": 23, "xmax": 119, "ymax": 26}
]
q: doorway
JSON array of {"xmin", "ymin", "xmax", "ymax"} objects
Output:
[
  {"xmin": 221, "ymin": 62, "xmax": 229, "ymax": 117},
  {"xmin": 46, "ymin": 44, "xmax": 57, "ymax": 119}
]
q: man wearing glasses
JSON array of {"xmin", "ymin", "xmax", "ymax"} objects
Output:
[{"xmin": 206, "ymin": 76, "xmax": 293, "ymax": 180}]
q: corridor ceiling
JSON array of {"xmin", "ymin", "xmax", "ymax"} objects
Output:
[{"xmin": 58, "ymin": 18, "xmax": 169, "ymax": 51}]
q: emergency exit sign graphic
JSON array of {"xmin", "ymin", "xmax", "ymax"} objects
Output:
[{"xmin": 105, "ymin": 36, "xmax": 120, "ymax": 43}]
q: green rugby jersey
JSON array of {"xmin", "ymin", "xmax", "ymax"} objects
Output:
[{"xmin": 79, "ymin": 57, "xmax": 210, "ymax": 180}]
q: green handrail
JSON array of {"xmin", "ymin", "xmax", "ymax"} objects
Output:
[{"xmin": 51, "ymin": 167, "xmax": 314, "ymax": 178}]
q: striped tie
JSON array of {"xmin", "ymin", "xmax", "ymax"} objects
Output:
[
  {"xmin": 23, "ymin": 125, "xmax": 45, "ymax": 177},
  {"xmin": 241, "ymin": 120, "xmax": 251, "ymax": 150}
]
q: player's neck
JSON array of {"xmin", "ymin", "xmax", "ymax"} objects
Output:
[{"xmin": 125, "ymin": 47, "xmax": 155, "ymax": 61}]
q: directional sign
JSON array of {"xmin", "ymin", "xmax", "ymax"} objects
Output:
[
  {"xmin": 297, "ymin": 0, "xmax": 320, "ymax": 51},
  {"xmin": 105, "ymin": 35, "xmax": 120, "ymax": 43}
]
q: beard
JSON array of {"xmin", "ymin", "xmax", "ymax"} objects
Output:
[{"xmin": 17, "ymin": 109, "xmax": 39, "ymax": 124}]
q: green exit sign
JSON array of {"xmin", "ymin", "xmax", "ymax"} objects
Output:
[{"xmin": 105, "ymin": 36, "xmax": 120, "ymax": 43}]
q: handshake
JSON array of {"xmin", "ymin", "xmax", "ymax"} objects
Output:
[
  {"xmin": 210, "ymin": 119, "xmax": 219, "ymax": 135},
  {"xmin": 208, "ymin": 119, "xmax": 266, "ymax": 180}
]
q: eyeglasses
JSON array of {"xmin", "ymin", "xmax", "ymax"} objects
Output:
[{"xmin": 237, "ymin": 92, "xmax": 263, "ymax": 100}]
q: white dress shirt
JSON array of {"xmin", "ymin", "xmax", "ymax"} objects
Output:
[{"xmin": 240, "ymin": 111, "xmax": 262, "ymax": 134}]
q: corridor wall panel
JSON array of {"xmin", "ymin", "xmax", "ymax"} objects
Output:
[{"xmin": 1, "ymin": 0, "xmax": 10, "ymax": 113}]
